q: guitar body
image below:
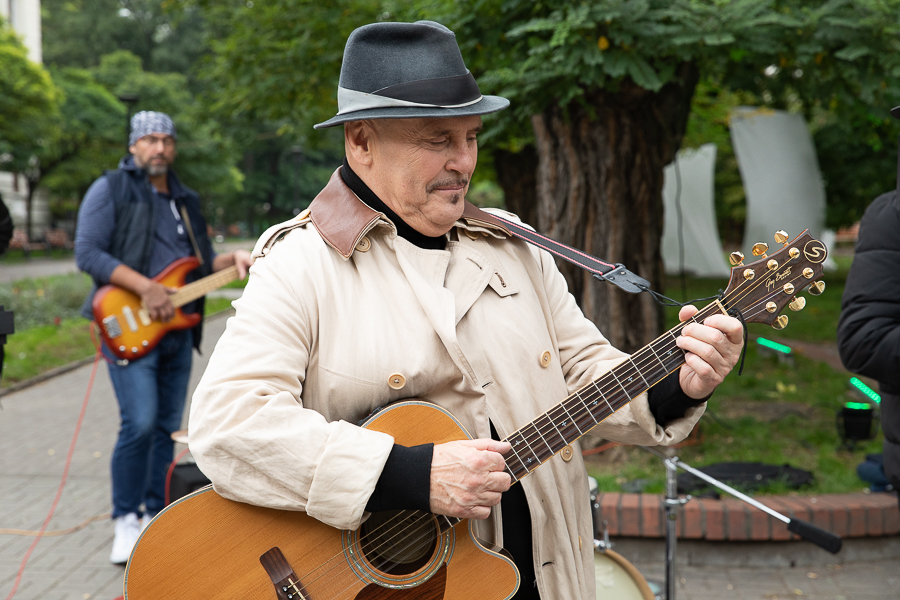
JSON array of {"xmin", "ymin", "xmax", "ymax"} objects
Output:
[
  {"xmin": 93, "ymin": 256, "xmax": 202, "ymax": 360},
  {"xmin": 124, "ymin": 401, "xmax": 520, "ymax": 600}
]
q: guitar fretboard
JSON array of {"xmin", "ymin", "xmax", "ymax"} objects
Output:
[
  {"xmin": 501, "ymin": 300, "xmax": 728, "ymax": 481},
  {"xmin": 168, "ymin": 266, "xmax": 240, "ymax": 308}
]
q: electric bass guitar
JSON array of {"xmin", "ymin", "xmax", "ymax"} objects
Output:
[
  {"xmin": 124, "ymin": 230, "xmax": 829, "ymax": 600},
  {"xmin": 93, "ymin": 256, "xmax": 239, "ymax": 360}
]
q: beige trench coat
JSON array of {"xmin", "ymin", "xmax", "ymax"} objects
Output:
[{"xmin": 189, "ymin": 170, "xmax": 704, "ymax": 600}]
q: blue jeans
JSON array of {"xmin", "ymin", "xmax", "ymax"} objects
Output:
[{"xmin": 104, "ymin": 329, "xmax": 193, "ymax": 518}]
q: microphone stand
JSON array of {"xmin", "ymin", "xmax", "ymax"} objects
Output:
[{"xmin": 639, "ymin": 446, "xmax": 843, "ymax": 600}]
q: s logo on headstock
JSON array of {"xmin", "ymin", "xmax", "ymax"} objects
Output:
[
  {"xmin": 803, "ymin": 240, "xmax": 827, "ymax": 264},
  {"xmin": 722, "ymin": 230, "xmax": 827, "ymax": 330}
]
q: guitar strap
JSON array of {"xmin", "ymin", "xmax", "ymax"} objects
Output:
[
  {"xmin": 464, "ymin": 205, "xmax": 651, "ymax": 294},
  {"xmin": 180, "ymin": 205, "xmax": 205, "ymax": 267}
]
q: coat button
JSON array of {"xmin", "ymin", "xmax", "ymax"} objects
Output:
[
  {"xmin": 560, "ymin": 445, "xmax": 574, "ymax": 462},
  {"xmin": 540, "ymin": 351, "xmax": 552, "ymax": 368},
  {"xmin": 356, "ymin": 236, "xmax": 371, "ymax": 252},
  {"xmin": 388, "ymin": 373, "xmax": 406, "ymax": 390},
  {"xmin": 464, "ymin": 229, "xmax": 480, "ymax": 240}
]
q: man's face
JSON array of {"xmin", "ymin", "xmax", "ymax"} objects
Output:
[
  {"xmin": 130, "ymin": 133, "xmax": 176, "ymax": 176},
  {"xmin": 367, "ymin": 115, "xmax": 481, "ymax": 237}
]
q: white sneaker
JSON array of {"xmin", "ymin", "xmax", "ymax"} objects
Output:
[{"xmin": 110, "ymin": 513, "xmax": 141, "ymax": 565}]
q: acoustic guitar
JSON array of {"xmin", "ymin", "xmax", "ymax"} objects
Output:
[
  {"xmin": 93, "ymin": 256, "xmax": 239, "ymax": 360},
  {"xmin": 124, "ymin": 230, "xmax": 829, "ymax": 600}
]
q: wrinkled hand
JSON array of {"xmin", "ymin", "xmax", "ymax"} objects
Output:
[
  {"xmin": 675, "ymin": 305, "xmax": 744, "ymax": 400},
  {"xmin": 430, "ymin": 439, "xmax": 512, "ymax": 520},
  {"xmin": 141, "ymin": 281, "xmax": 177, "ymax": 322},
  {"xmin": 232, "ymin": 249, "xmax": 253, "ymax": 279}
]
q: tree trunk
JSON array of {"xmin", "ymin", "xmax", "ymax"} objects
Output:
[
  {"xmin": 494, "ymin": 146, "xmax": 538, "ymax": 226},
  {"xmin": 529, "ymin": 64, "xmax": 699, "ymax": 352}
]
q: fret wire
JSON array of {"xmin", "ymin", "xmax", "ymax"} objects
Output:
[
  {"xmin": 592, "ymin": 380, "xmax": 616, "ymax": 414},
  {"xmin": 627, "ymin": 356, "xmax": 652, "ymax": 389},
  {"xmin": 505, "ymin": 436, "xmax": 530, "ymax": 475},
  {"xmin": 559, "ymin": 398, "xmax": 584, "ymax": 437},
  {"xmin": 516, "ymin": 426, "xmax": 545, "ymax": 467},
  {"xmin": 568, "ymin": 395, "xmax": 598, "ymax": 432},
  {"xmin": 609, "ymin": 369, "xmax": 631, "ymax": 401},
  {"xmin": 544, "ymin": 406, "xmax": 570, "ymax": 447},
  {"xmin": 574, "ymin": 390, "xmax": 600, "ymax": 425},
  {"xmin": 529, "ymin": 419, "xmax": 556, "ymax": 455},
  {"xmin": 504, "ymin": 463, "xmax": 519, "ymax": 483},
  {"xmin": 647, "ymin": 342, "xmax": 668, "ymax": 372}
]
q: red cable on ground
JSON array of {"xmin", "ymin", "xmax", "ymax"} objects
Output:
[{"xmin": 4, "ymin": 349, "xmax": 102, "ymax": 600}]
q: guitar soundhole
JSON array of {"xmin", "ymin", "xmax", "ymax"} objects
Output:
[{"xmin": 359, "ymin": 510, "xmax": 438, "ymax": 576}]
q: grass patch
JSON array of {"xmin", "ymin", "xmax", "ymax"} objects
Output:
[
  {"xmin": 2, "ymin": 319, "xmax": 96, "ymax": 385},
  {"xmin": 588, "ymin": 257, "xmax": 875, "ymax": 496},
  {"xmin": 1, "ymin": 271, "xmax": 238, "ymax": 389}
]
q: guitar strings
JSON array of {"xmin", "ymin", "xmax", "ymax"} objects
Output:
[
  {"xmin": 500, "ymin": 262, "xmax": 815, "ymax": 479},
  {"xmin": 288, "ymin": 255, "xmax": 820, "ymax": 596}
]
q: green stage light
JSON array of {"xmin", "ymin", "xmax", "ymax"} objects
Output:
[
  {"xmin": 756, "ymin": 337, "xmax": 792, "ymax": 354},
  {"xmin": 844, "ymin": 401, "xmax": 872, "ymax": 410},
  {"xmin": 849, "ymin": 377, "xmax": 881, "ymax": 404}
]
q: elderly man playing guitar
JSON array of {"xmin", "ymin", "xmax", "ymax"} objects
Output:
[
  {"xmin": 75, "ymin": 110, "xmax": 253, "ymax": 565},
  {"xmin": 185, "ymin": 22, "xmax": 742, "ymax": 600}
]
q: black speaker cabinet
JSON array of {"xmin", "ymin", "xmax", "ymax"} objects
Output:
[{"xmin": 169, "ymin": 463, "xmax": 211, "ymax": 504}]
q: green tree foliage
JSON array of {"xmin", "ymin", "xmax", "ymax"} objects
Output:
[
  {"xmin": 42, "ymin": 0, "xmax": 208, "ymax": 81},
  {"xmin": 0, "ymin": 17, "xmax": 59, "ymax": 154}
]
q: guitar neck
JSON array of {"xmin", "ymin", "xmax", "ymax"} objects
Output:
[
  {"xmin": 169, "ymin": 266, "xmax": 240, "ymax": 308},
  {"xmin": 502, "ymin": 300, "xmax": 728, "ymax": 481}
]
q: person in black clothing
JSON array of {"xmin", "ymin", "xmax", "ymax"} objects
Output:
[
  {"xmin": 837, "ymin": 188, "xmax": 900, "ymax": 506},
  {"xmin": 0, "ymin": 191, "xmax": 14, "ymax": 381}
]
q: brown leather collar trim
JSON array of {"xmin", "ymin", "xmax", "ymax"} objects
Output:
[
  {"xmin": 309, "ymin": 168, "xmax": 382, "ymax": 259},
  {"xmin": 309, "ymin": 167, "xmax": 511, "ymax": 258}
]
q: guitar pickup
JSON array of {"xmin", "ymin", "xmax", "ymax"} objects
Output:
[
  {"xmin": 101, "ymin": 315, "xmax": 122, "ymax": 339},
  {"xmin": 121, "ymin": 305, "xmax": 139, "ymax": 332},
  {"xmin": 260, "ymin": 547, "xmax": 309, "ymax": 600}
]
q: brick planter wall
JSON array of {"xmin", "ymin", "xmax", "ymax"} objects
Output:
[{"xmin": 594, "ymin": 492, "xmax": 900, "ymax": 541}]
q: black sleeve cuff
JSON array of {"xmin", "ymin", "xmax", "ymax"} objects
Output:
[
  {"xmin": 365, "ymin": 443, "xmax": 433, "ymax": 513},
  {"xmin": 648, "ymin": 371, "xmax": 711, "ymax": 425}
]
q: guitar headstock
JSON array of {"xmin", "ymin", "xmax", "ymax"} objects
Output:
[{"xmin": 721, "ymin": 230, "xmax": 828, "ymax": 329}]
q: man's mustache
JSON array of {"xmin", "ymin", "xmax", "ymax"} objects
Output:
[{"xmin": 426, "ymin": 178, "xmax": 469, "ymax": 193}]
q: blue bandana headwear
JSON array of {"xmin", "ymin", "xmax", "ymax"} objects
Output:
[{"xmin": 129, "ymin": 111, "xmax": 177, "ymax": 147}]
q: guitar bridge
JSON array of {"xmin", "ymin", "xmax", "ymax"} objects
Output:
[
  {"xmin": 260, "ymin": 547, "xmax": 310, "ymax": 600},
  {"xmin": 101, "ymin": 315, "xmax": 122, "ymax": 339}
]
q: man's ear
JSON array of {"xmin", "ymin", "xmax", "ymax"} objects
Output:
[{"xmin": 345, "ymin": 120, "xmax": 375, "ymax": 167}]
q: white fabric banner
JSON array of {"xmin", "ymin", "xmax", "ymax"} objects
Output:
[
  {"xmin": 662, "ymin": 143, "xmax": 731, "ymax": 278},
  {"xmin": 730, "ymin": 107, "xmax": 836, "ymax": 269}
]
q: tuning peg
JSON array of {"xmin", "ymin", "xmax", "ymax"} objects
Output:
[
  {"xmin": 789, "ymin": 297, "xmax": 806, "ymax": 312},
  {"xmin": 751, "ymin": 242, "xmax": 769, "ymax": 258},
  {"xmin": 729, "ymin": 251, "xmax": 745, "ymax": 266},
  {"xmin": 808, "ymin": 281, "xmax": 825, "ymax": 296},
  {"xmin": 774, "ymin": 230, "xmax": 789, "ymax": 246},
  {"xmin": 772, "ymin": 315, "xmax": 789, "ymax": 330}
]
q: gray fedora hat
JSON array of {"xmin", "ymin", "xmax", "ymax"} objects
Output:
[{"xmin": 314, "ymin": 20, "xmax": 509, "ymax": 129}]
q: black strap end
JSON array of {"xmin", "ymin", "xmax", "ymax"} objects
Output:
[{"xmin": 593, "ymin": 265, "xmax": 651, "ymax": 294}]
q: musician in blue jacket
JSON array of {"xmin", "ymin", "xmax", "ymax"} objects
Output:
[{"xmin": 74, "ymin": 111, "xmax": 253, "ymax": 565}]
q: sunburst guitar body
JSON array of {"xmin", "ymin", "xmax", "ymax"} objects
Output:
[{"xmin": 93, "ymin": 257, "xmax": 238, "ymax": 360}]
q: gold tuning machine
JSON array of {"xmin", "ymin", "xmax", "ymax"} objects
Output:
[
  {"xmin": 808, "ymin": 281, "xmax": 825, "ymax": 296},
  {"xmin": 789, "ymin": 297, "xmax": 806, "ymax": 312},
  {"xmin": 774, "ymin": 230, "xmax": 789, "ymax": 246},
  {"xmin": 729, "ymin": 251, "xmax": 745, "ymax": 266},
  {"xmin": 772, "ymin": 315, "xmax": 789, "ymax": 330},
  {"xmin": 751, "ymin": 242, "xmax": 769, "ymax": 258}
]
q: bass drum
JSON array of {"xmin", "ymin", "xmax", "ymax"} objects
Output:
[{"xmin": 594, "ymin": 548, "xmax": 655, "ymax": 600}]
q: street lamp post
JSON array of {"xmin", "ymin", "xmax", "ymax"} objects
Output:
[{"xmin": 117, "ymin": 94, "xmax": 140, "ymax": 153}]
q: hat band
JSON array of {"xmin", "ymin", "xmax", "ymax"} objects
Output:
[{"xmin": 336, "ymin": 71, "xmax": 483, "ymax": 116}]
